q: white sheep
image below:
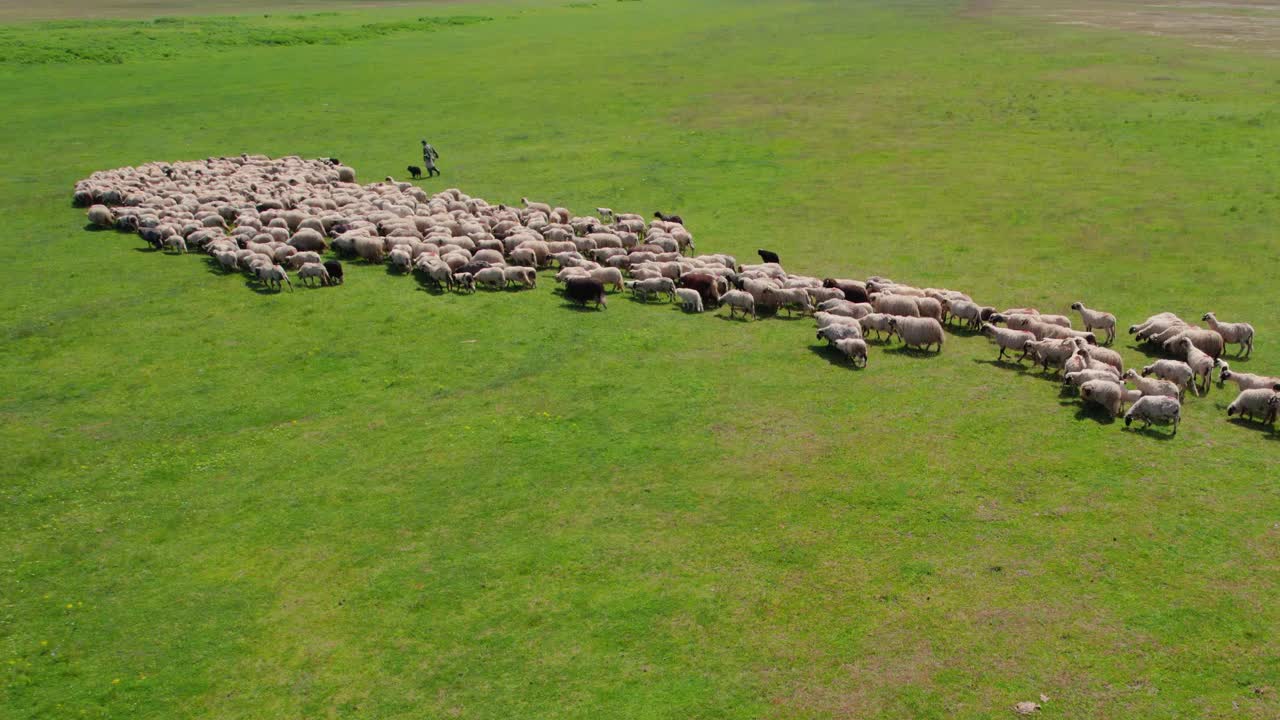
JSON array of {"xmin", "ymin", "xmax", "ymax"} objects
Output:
[
  {"xmin": 674, "ymin": 288, "xmax": 704, "ymax": 313},
  {"xmin": 762, "ymin": 287, "xmax": 814, "ymax": 317},
  {"xmin": 1161, "ymin": 328, "xmax": 1224, "ymax": 360},
  {"xmin": 721, "ymin": 289, "xmax": 755, "ymax": 320},
  {"xmin": 1124, "ymin": 396, "xmax": 1181, "ymax": 434},
  {"xmin": 474, "ymin": 267, "xmax": 507, "ymax": 290},
  {"xmin": 980, "ymin": 323, "xmax": 1035, "ymax": 362},
  {"xmin": 859, "ymin": 313, "xmax": 895, "ymax": 341},
  {"xmin": 1070, "ymin": 302, "xmax": 1116, "ymax": 344},
  {"xmin": 817, "ymin": 324, "xmax": 863, "ymax": 345},
  {"xmin": 888, "ymin": 316, "xmax": 944, "ymax": 352},
  {"xmin": 1142, "ymin": 360, "xmax": 1199, "ymax": 397},
  {"xmin": 1172, "ymin": 337, "xmax": 1215, "ymax": 394},
  {"xmin": 503, "ymin": 266, "xmax": 537, "ymax": 289},
  {"xmin": 255, "ymin": 264, "xmax": 293, "ymax": 292},
  {"xmin": 1201, "ymin": 312, "xmax": 1254, "ymax": 358},
  {"xmin": 1020, "ymin": 338, "xmax": 1075, "ymax": 372},
  {"xmin": 87, "ymin": 204, "xmax": 115, "ymax": 228},
  {"xmin": 1121, "ymin": 369, "xmax": 1182, "ymax": 400},
  {"xmin": 1079, "ymin": 379, "xmax": 1124, "ymax": 418},
  {"xmin": 1216, "ymin": 362, "xmax": 1280, "ymax": 392},
  {"xmin": 833, "ymin": 338, "xmax": 869, "ymax": 367},
  {"xmin": 1226, "ymin": 389, "xmax": 1278, "ymax": 425},
  {"xmin": 298, "ymin": 262, "xmax": 331, "ymax": 287}
]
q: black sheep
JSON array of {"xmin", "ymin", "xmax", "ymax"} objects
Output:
[
  {"xmin": 323, "ymin": 260, "xmax": 344, "ymax": 285},
  {"xmin": 564, "ymin": 277, "xmax": 607, "ymax": 310},
  {"xmin": 822, "ymin": 278, "xmax": 868, "ymax": 303},
  {"xmin": 139, "ymin": 227, "xmax": 166, "ymax": 250},
  {"xmin": 653, "ymin": 211, "xmax": 684, "ymax": 225},
  {"xmin": 757, "ymin": 249, "xmax": 781, "ymax": 265},
  {"xmin": 457, "ymin": 260, "xmax": 492, "ymax": 276},
  {"xmin": 407, "ymin": 165, "xmax": 423, "ymax": 180}
]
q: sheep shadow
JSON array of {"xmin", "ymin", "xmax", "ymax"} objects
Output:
[
  {"xmin": 242, "ymin": 279, "xmax": 284, "ymax": 295},
  {"xmin": 130, "ymin": 246, "xmax": 162, "ymax": 253},
  {"xmin": 882, "ymin": 346, "xmax": 941, "ymax": 359},
  {"xmin": 1125, "ymin": 342, "xmax": 1174, "ymax": 360},
  {"xmin": 1120, "ymin": 425, "xmax": 1179, "ymax": 441},
  {"xmin": 1060, "ymin": 400, "xmax": 1117, "ymax": 424},
  {"xmin": 971, "ymin": 357, "xmax": 1029, "ymax": 373},
  {"xmin": 713, "ymin": 312, "xmax": 756, "ymax": 322},
  {"xmin": 1226, "ymin": 417, "xmax": 1278, "ymax": 434},
  {"xmin": 807, "ymin": 344, "xmax": 862, "ymax": 370},
  {"xmin": 944, "ymin": 325, "xmax": 982, "ymax": 338},
  {"xmin": 559, "ymin": 302, "xmax": 606, "ymax": 312}
]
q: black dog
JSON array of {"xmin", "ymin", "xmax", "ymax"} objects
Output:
[
  {"xmin": 407, "ymin": 165, "xmax": 423, "ymax": 180},
  {"xmin": 757, "ymin": 249, "xmax": 781, "ymax": 264}
]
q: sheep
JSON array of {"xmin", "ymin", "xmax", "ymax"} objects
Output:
[
  {"xmin": 87, "ymin": 204, "xmax": 115, "ymax": 228},
  {"xmin": 1226, "ymin": 389, "xmax": 1279, "ymax": 425},
  {"xmin": 1216, "ymin": 362, "xmax": 1280, "ymax": 392},
  {"xmin": 1072, "ymin": 338, "xmax": 1123, "ymax": 373},
  {"xmin": 164, "ymin": 235, "xmax": 188, "ymax": 254},
  {"xmin": 474, "ymin": 267, "xmax": 507, "ymax": 290},
  {"xmin": 503, "ymin": 266, "xmax": 537, "ymax": 289},
  {"xmin": 215, "ymin": 251, "xmax": 239, "ymax": 272},
  {"xmin": 389, "ymin": 248, "xmax": 413, "ymax": 273},
  {"xmin": 288, "ymin": 228, "xmax": 328, "ymax": 253},
  {"xmin": 255, "ymin": 264, "xmax": 293, "ymax": 292},
  {"xmin": 564, "ymin": 277, "xmax": 607, "ymax": 309},
  {"xmin": 1065, "ymin": 369, "xmax": 1126, "ymax": 387},
  {"xmin": 522, "ymin": 197, "xmax": 552, "ymax": 215},
  {"xmin": 762, "ymin": 287, "xmax": 813, "ymax": 317},
  {"xmin": 1079, "ymin": 380, "xmax": 1124, "ymax": 418},
  {"xmin": 946, "ymin": 300, "xmax": 995, "ymax": 330},
  {"xmin": 833, "ymin": 338, "xmax": 869, "ymax": 367},
  {"xmin": 720, "ymin": 289, "xmax": 755, "ymax": 320},
  {"xmin": 678, "ymin": 272, "xmax": 721, "ymax": 307},
  {"xmin": 1172, "ymin": 337, "xmax": 1215, "ymax": 394},
  {"xmin": 453, "ymin": 272, "xmax": 475, "ymax": 293},
  {"xmin": 323, "ymin": 260, "xmax": 344, "ymax": 285},
  {"xmin": 354, "ymin": 235, "xmax": 385, "ymax": 264},
  {"xmin": 980, "ymin": 323, "xmax": 1035, "ymax": 362},
  {"xmin": 814, "ymin": 312, "xmax": 862, "ymax": 330},
  {"xmin": 1020, "ymin": 338, "xmax": 1076, "ymax": 372},
  {"xmin": 1161, "ymin": 327, "xmax": 1224, "ymax": 360},
  {"xmin": 1070, "ymin": 302, "xmax": 1116, "ymax": 344},
  {"xmin": 871, "ymin": 294, "xmax": 920, "ymax": 318},
  {"xmin": 822, "ymin": 278, "xmax": 869, "ymax": 303},
  {"xmin": 633, "ymin": 277, "xmax": 676, "ymax": 303},
  {"xmin": 1121, "ymin": 369, "xmax": 1182, "ymax": 400},
  {"xmin": 298, "ymin": 262, "xmax": 331, "ymax": 287},
  {"xmin": 1142, "ymin": 360, "xmax": 1199, "ymax": 398},
  {"xmin": 888, "ymin": 317, "xmax": 944, "ymax": 352},
  {"xmin": 859, "ymin": 313, "xmax": 896, "ymax": 341},
  {"xmin": 1201, "ymin": 312, "xmax": 1254, "ymax": 358},
  {"xmin": 817, "ymin": 324, "xmax": 863, "ymax": 345},
  {"xmin": 1124, "ymin": 396, "xmax": 1181, "ymax": 434},
  {"xmin": 1129, "ymin": 312, "xmax": 1182, "ymax": 337},
  {"xmin": 818, "ymin": 299, "xmax": 874, "ymax": 319},
  {"xmin": 419, "ymin": 260, "xmax": 455, "ymax": 291},
  {"xmin": 674, "ymin": 288, "xmax": 704, "ymax": 313},
  {"xmin": 285, "ymin": 251, "xmax": 322, "ymax": 270}
]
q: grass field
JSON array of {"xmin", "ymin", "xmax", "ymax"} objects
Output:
[{"xmin": 2, "ymin": 0, "xmax": 1279, "ymax": 717}]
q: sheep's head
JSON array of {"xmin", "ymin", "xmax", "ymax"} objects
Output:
[
  {"xmin": 1070, "ymin": 302, "xmax": 1083, "ymax": 310},
  {"xmin": 1141, "ymin": 366, "xmax": 1154, "ymax": 377},
  {"xmin": 1202, "ymin": 312, "xmax": 1215, "ymax": 322}
]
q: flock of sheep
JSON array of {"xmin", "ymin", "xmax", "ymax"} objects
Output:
[{"xmin": 74, "ymin": 155, "xmax": 1276, "ymax": 436}]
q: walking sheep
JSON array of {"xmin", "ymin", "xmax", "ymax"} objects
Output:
[
  {"xmin": 1201, "ymin": 312, "xmax": 1254, "ymax": 358},
  {"xmin": 1124, "ymin": 396, "xmax": 1181, "ymax": 434},
  {"xmin": 1070, "ymin": 302, "xmax": 1116, "ymax": 344},
  {"xmin": 1121, "ymin": 369, "xmax": 1182, "ymax": 400},
  {"xmin": 1142, "ymin": 360, "xmax": 1199, "ymax": 398},
  {"xmin": 674, "ymin": 288, "xmax": 704, "ymax": 313},
  {"xmin": 833, "ymin": 338, "xmax": 869, "ymax": 368},
  {"xmin": 1079, "ymin": 380, "xmax": 1124, "ymax": 418},
  {"xmin": 298, "ymin": 262, "xmax": 331, "ymax": 287},
  {"xmin": 1216, "ymin": 361, "xmax": 1280, "ymax": 392},
  {"xmin": 888, "ymin": 317, "xmax": 944, "ymax": 353},
  {"xmin": 721, "ymin": 289, "xmax": 756, "ymax": 320},
  {"xmin": 981, "ymin": 323, "xmax": 1035, "ymax": 362},
  {"xmin": 1226, "ymin": 389, "xmax": 1279, "ymax": 425}
]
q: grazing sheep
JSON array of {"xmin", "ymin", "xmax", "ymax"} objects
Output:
[
  {"xmin": 1216, "ymin": 361, "xmax": 1280, "ymax": 392},
  {"xmin": 946, "ymin": 300, "xmax": 995, "ymax": 330},
  {"xmin": 980, "ymin": 323, "xmax": 1035, "ymax": 362},
  {"xmin": 762, "ymin": 287, "xmax": 813, "ymax": 317},
  {"xmin": 87, "ymin": 204, "xmax": 115, "ymax": 228},
  {"xmin": 1226, "ymin": 389, "xmax": 1279, "ymax": 425},
  {"xmin": 288, "ymin": 228, "xmax": 328, "ymax": 253},
  {"xmin": 475, "ymin": 267, "xmax": 507, "ymax": 290},
  {"xmin": 285, "ymin": 251, "xmax": 322, "ymax": 271},
  {"xmin": 1070, "ymin": 302, "xmax": 1116, "ymax": 344},
  {"xmin": 453, "ymin": 272, "xmax": 475, "ymax": 293},
  {"xmin": 564, "ymin": 277, "xmax": 607, "ymax": 309},
  {"xmin": 164, "ymin": 236, "xmax": 188, "ymax": 254},
  {"xmin": 1020, "ymin": 338, "xmax": 1076, "ymax": 372},
  {"xmin": 1079, "ymin": 379, "xmax": 1124, "ymax": 418},
  {"xmin": 298, "ymin": 262, "xmax": 331, "ymax": 287},
  {"xmin": 721, "ymin": 289, "xmax": 756, "ymax": 320},
  {"xmin": 1124, "ymin": 396, "xmax": 1181, "ymax": 434},
  {"xmin": 323, "ymin": 260, "xmax": 344, "ymax": 285},
  {"xmin": 1201, "ymin": 312, "xmax": 1254, "ymax": 358},
  {"xmin": 1172, "ymin": 337, "xmax": 1215, "ymax": 394},
  {"xmin": 888, "ymin": 317, "xmax": 944, "ymax": 352},
  {"xmin": 674, "ymin": 288, "xmax": 705, "ymax": 313},
  {"xmin": 1142, "ymin": 360, "xmax": 1199, "ymax": 398},
  {"xmin": 859, "ymin": 313, "xmax": 896, "ymax": 341},
  {"xmin": 633, "ymin": 277, "xmax": 676, "ymax": 303},
  {"xmin": 1161, "ymin": 327, "xmax": 1224, "ymax": 360},
  {"xmin": 817, "ymin": 324, "xmax": 863, "ymax": 345},
  {"xmin": 833, "ymin": 338, "xmax": 869, "ymax": 367},
  {"xmin": 389, "ymin": 248, "xmax": 413, "ymax": 273},
  {"xmin": 678, "ymin": 272, "xmax": 722, "ymax": 308},
  {"xmin": 1121, "ymin": 369, "xmax": 1182, "ymax": 400},
  {"xmin": 354, "ymin": 235, "xmax": 385, "ymax": 264},
  {"xmin": 814, "ymin": 311, "xmax": 862, "ymax": 330},
  {"xmin": 255, "ymin": 264, "xmax": 293, "ymax": 292}
]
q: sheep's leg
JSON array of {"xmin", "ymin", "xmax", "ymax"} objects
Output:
[{"xmin": 997, "ymin": 347, "xmax": 1006, "ymax": 361}]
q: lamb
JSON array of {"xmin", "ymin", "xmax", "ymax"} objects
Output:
[
  {"xmin": 1079, "ymin": 379, "xmax": 1124, "ymax": 418},
  {"xmin": 1172, "ymin": 337, "xmax": 1215, "ymax": 394},
  {"xmin": 833, "ymin": 338, "xmax": 869, "ymax": 367},
  {"xmin": 1226, "ymin": 389, "xmax": 1279, "ymax": 425},
  {"xmin": 1070, "ymin": 302, "xmax": 1117, "ymax": 344},
  {"xmin": 323, "ymin": 260, "xmax": 344, "ymax": 285},
  {"xmin": 817, "ymin": 324, "xmax": 863, "ymax": 346},
  {"xmin": 87, "ymin": 204, "xmax": 115, "ymax": 228},
  {"xmin": 1216, "ymin": 362, "xmax": 1280, "ymax": 392},
  {"xmin": 888, "ymin": 317, "xmax": 944, "ymax": 352},
  {"xmin": 721, "ymin": 289, "xmax": 756, "ymax": 320},
  {"xmin": 674, "ymin": 288, "xmax": 705, "ymax": 313},
  {"xmin": 1121, "ymin": 369, "xmax": 1182, "ymax": 400},
  {"xmin": 298, "ymin": 262, "xmax": 331, "ymax": 287},
  {"xmin": 563, "ymin": 277, "xmax": 607, "ymax": 310},
  {"xmin": 1124, "ymin": 396, "xmax": 1181, "ymax": 434},
  {"xmin": 1201, "ymin": 312, "xmax": 1254, "ymax": 358},
  {"xmin": 1142, "ymin": 360, "xmax": 1199, "ymax": 397},
  {"xmin": 980, "ymin": 323, "xmax": 1035, "ymax": 362}
]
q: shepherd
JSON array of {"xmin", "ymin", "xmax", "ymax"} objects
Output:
[{"xmin": 421, "ymin": 139, "xmax": 441, "ymax": 177}]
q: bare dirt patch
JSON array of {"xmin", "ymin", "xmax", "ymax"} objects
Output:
[{"xmin": 964, "ymin": 0, "xmax": 1280, "ymax": 54}]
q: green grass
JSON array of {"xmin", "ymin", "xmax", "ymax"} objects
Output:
[{"xmin": 2, "ymin": 0, "xmax": 1279, "ymax": 717}]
